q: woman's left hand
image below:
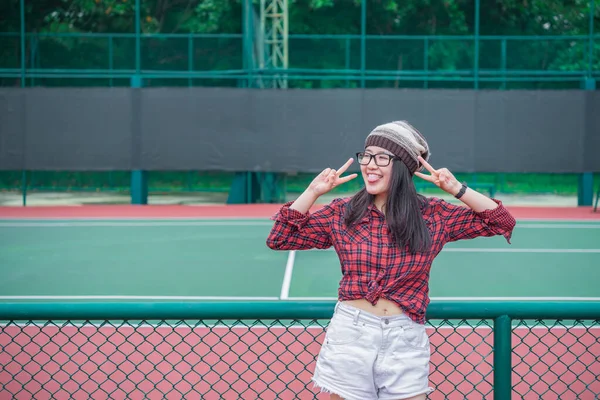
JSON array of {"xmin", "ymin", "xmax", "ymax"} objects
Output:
[{"xmin": 415, "ymin": 156, "xmax": 462, "ymax": 196}]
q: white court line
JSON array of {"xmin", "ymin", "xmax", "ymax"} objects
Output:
[
  {"xmin": 0, "ymin": 221, "xmax": 274, "ymax": 227},
  {"xmin": 286, "ymin": 296, "xmax": 600, "ymax": 301},
  {"xmin": 279, "ymin": 251, "xmax": 296, "ymax": 300},
  {"xmin": 0, "ymin": 216, "xmax": 597, "ymax": 222},
  {"xmin": 0, "ymin": 295, "xmax": 280, "ymax": 301},
  {"xmin": 314, "ymin": 247, "xmax": 600, "ymax": 253},
  {"xmin": 2, "ymin": 295, "xmax": 599, "ymax": 301},
  {"xmin": 442, "ymin": 248, "xmax": 600, "ymax": 253},
  {"xmin": 1, "ymin": 221, "xmax": 599, "ymax": 228},
  {"xmin": 516, "ymin": 218, "xmax": 600, "ymax": 222},
  {"xmin": 517, "ymin": 224, "xmax": 600, "ymax": 229},
  {"xmin": 0, "ymin": 216, "xmax": 272, "ymax": 221}
]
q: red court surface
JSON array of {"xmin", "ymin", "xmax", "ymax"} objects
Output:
[
  {"xmin": 0, "ymin": 204, "xmax": 598, "ymax": 220},
  {"xmin": 1, "ymin": 324, "xmax": 598, "ymax": 400}
]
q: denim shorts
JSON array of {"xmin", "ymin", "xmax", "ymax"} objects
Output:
[{"xmin": 312, "ymin": 302, "xmax": 434, "ymax": 400}]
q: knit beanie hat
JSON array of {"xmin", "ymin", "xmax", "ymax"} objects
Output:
[{"xmin": 364, "ymin": 120, "xmax": 430, "ymax": 174}]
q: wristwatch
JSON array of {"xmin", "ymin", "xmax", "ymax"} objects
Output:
[{"xmin": 454, "ymin": 182, "xmax": 468, "ymax": 199}]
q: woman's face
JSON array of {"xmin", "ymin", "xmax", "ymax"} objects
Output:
[{"xmin": 359, "ymin": 146, "xmax": 394, "ymax": 197}]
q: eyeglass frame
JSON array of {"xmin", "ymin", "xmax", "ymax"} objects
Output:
[{"xmin": 355, "ymin": 151, "xmax": 399, "ymax": 167}]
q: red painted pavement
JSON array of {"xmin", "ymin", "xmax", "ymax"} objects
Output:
[{"xmin": 0, "ymin": 204, "xmax": 598, "ymax": 220}]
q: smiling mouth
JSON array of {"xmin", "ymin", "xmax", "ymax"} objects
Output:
[{"xmin": 367, "ymin": 174, "xmax": 382, "ymax": 183}]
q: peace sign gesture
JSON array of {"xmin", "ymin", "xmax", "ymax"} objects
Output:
[
  {"xmin": 309, "ymin": 158, "xmax": 358, "ymax": 197},
  {"xmin": 414, "ymin": 156, "xmax": 462, "ymax": 196}
]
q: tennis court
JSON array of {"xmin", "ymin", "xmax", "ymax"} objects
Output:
[
  {"xmin": 1, "ymin": 207, "xmax": 599, "ymax": 302},
  {"xmin": 1, "ymin": 204, "xmax": 599, "ymax": 399}
]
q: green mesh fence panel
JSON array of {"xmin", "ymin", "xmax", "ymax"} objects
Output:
[
  {"xmin": 1, "ymin": 303, "xmax": 599, "ymax": 399},
  {"xmin": 3, "ymin": 32, "xmax": 597, "ymax": 89}
]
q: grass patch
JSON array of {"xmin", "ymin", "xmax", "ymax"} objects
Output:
[{"xmin": 0, "ymin": 171, "xmax": 598, "ymax": 196}]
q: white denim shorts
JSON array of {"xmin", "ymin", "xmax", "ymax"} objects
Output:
[{"xmin": 312, "ymin": 302, "xmax": 433, "ymax": 400}]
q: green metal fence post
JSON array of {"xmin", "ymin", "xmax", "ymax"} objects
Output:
[
  {"xmin": 242, "ymin": 0, "xmax": 255, "ymax": 88},
  {"xmin": 494, "ymin": 314, "xmax": 512, "ymax": 399},
  {"xmin": 130, "ymin": 75, "xmax": 147, "ymax": 205},
  {"xmin": 345, "ymin": 38, "xmax": 350, "ymax": 88},
  {"xmin": 501, "ymin": 39, "xmax": 507, "ymax": 89},
  {"xmin": 225, "ymin": 0, "xmax": 256, "ymax": 204},
  {"xmin": 577, "ymin": 1, "xmax": 596, "ymax": 207},
  {"xmin": 579, "ymin": 70, "xmax": 596, "ymax": 207},
  {"xmin": 20, "ymin": 0, "xmax": 26, "ymax": 206},
  {"xmin": 29, "ymin": 35, "xmax": 36, "ymax": 87},
  {"xmin": 588, "ymin": 0, "xmax": 595, "ymax": 77},
  {"xmin": 135, "ymin": 0, "xmax": 141, "ymax": 75},
  {"xmin": 474, "ymin": 0, "xmax": 480, "ymax": 89},
  {"xmin": 423, "ymin": 38, "xmax": 429, "ymax": 89},
  {"xmin": 21, "ymin": 171, "xmax": 27, "ymax": 206},
  {"xmin": 20, "ymin": 0, "xmax": 25, "ymax": 86},
  {"xmin": 130, "ymin": 170, "xmax": 147, "ymax": 204},
  {"xmin": 360, "ymin": 0, "xmax": 366, "ymax": 88},
  {"xmin": 578, "ymin": 171, "xmax": 594, "ymax": 206},
  {"xmin": 129, "ymin": 0, "xmax": 147, "ymax": 205},
  {"xmin": 188, "ymin": 35, "xmax": 194, "ymax": 87},
  {"xmin": 108, "ymin": 35, "xmax": 114, "ymax": 87}
]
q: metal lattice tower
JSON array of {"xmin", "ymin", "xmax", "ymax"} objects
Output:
[{"xmin": 259, "ymin": 0, "xmax": 288, "ymax": 88}]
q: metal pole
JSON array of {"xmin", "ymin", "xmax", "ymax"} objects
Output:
[
  {"xmin": 108, "ymin": 35, "xmax": 114, "ymax": 87},
  {"xmin": 345, "ymin": 38, "xmax": 350, "ymax": 88},
  {"xmin": 474, "ymin": 0, "xmax": 480, "ymax": 89},
  {"xmin": 424, "ymin": 38, "xmax": 429, "ymax": 89},
  {"xmin": 243, "ymin": 0, "xmax": 251, "ymax": 87},
  {"xmin": 493, "ymin": 315, "xmax": 512, "ymax": 399},
  {"xmin": 20, "ymin": 0, "xmax": 26, "ymax": 206},
  {"xmin": 589, "ymin": 0, "xmax": 595, "ymax": 75},
  {"xmin": 580, "ymin": 0, "xmax": 596, "ymax": 207},
  {"xmin": 20, "ymin": 0, "xmax": 26, "ymax": 87},
  {"xmin": 501, "ymin": 39, "xmax": 507, "ymax": 89},
  {"xmin": 188, "ymin": 36, "xmax": 193, "ymax": 87},
  {"xmin": 21, "ymin": 171, "xmax": 27, "ymax": 206},
  {"xmin": 135, "ymin": 0, "xmax": 141, "ymax": 74},
  {"xmin": 360, "ymin": 0, "xmax": 366, "ymax": 88}
]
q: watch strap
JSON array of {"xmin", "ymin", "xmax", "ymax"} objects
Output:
[{"xmin": 455, "ymin": 182, "xmax": 468, "ymax": 199}]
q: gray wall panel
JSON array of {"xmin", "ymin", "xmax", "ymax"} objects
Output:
[
  {"xmin": 0, "ymin": 90, "xmax": 25, "ymax": 169},
  {"xmin": 0, "ymin": 88, "xmax": 596, "ymax": 173},
  {"xmin": 139, "ymin": 88, "xmax": 257, "ymax": 171},
  {"xmin": 584, "ymin": 91, "xmax": 600, "ymax": 171},
  {"xmin": 474, "ymin": 91, "xmax": 586, "ymax": 172},
  {"xmin": 253, "ymin": 89, "xmax": 364, "ymax": 174},
  {"xmin": 24, "ymin": 88, "xmax": 132, "ymax": 170}
]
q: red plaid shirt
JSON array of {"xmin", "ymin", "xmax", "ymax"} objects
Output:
[{"xmin": 266, "ymin": 196, "xmax": 516, "ymax": 324}]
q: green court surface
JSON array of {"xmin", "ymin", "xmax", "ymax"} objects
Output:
[{"xmin": 1, "ymin": 218, "xmax": 599, "ymax": 302}]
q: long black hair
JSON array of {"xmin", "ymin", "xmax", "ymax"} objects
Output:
[{"xmin": 343, "ymin": 158, "xmax": 432, "ymax": 253}]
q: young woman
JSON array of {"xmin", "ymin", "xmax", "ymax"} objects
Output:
[{"xmin": 266, "ymin": 121, "xmax": 516, "ymax": 400}]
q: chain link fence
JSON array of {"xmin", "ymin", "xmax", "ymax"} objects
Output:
[{"xmin": 1, "ymin": 303, "xmax": 599, "ymax": 399}]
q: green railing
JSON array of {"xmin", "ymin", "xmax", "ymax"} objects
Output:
[
  {"xmin": 1, "ymin": 301, "xmax": 599, "ymax": 399},
  {"xmin": 1, "ymin": 31, "xmax": 599, "ymax": 89}
]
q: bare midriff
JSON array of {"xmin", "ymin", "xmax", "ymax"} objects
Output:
[{"xmin": 341, "ymin": 298, "xmax": 404, "ymax": 316}]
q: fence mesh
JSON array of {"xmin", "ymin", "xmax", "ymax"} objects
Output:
[
  {"xmin": 1, "ymin": 318, "xmax": 599, "ymax": 399},
  {"xmin": 512, "ymin": 319, "xmax": 600, "ymax": 399}
]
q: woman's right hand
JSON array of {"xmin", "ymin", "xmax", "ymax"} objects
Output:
[{"xmin": 308, "ymin": 158, "xmax": 358, "ymax": 197}]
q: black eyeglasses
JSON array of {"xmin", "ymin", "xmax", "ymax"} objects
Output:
[{"xmin": 356, "ymin": 152, "xmax": 397, "ymax": 167}]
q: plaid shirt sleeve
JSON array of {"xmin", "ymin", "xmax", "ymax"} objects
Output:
[
  {"xmin": 432, "ymin": 198, "xmax": 516, "ymax": 243},
  {"xmin": 266, "ymin": 198, "xmax": 342, "ymax": 250}
]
